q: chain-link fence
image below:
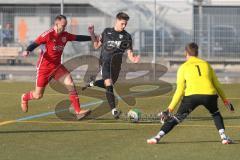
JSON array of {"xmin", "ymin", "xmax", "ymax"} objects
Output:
[{"xmin": 194, "ymin": 5, "xmax": 240, "ymax": 61}]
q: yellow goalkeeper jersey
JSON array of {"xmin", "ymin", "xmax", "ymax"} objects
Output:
[{"xmin": 168, "ymin": 56, "xmax": 227, "ymax": 111}]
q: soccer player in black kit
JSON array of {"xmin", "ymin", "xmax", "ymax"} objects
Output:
[{"xmin": 86, "ymin": 12, "xmax": 140, "ymax": 119}]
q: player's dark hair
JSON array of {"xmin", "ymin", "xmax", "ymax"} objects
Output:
[
  {"xmin": 185, "ymin": 42, "xmax": 198, "ymax": 56},
  {"xmin": 55, "ymin": 14, "xmax": 67, "ymax": 21},
  {"xmin": 116, "ymin": 12, "xmax": 130, "ymax": 21}
]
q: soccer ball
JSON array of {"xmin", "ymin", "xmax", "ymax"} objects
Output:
[{"xmin": 127, "ymin": 108, "xmax": 142, "ymax": 123}]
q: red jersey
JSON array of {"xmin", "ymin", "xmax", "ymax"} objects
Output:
[{"xmin": 35, "ymin": 28, "xmax": 77, "ymax": 69}]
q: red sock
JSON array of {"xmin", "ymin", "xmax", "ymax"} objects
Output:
[
  {"xmin": 23, "ymin": 91, "xmax": 33, "ymax": 101},
  {"xmin": 69, "ymin": 90, "xmax": 81, "ymax": 113}
]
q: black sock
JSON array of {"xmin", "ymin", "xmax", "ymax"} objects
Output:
[
  {"xmin": 105, "ymin": 86, "xmax": 115, "ymax": 110},
  {"xmin": 161, "ymin": 118, "xmax": 178, "ymax": 134},
  {"xmin": 212, "ymin": 112, "xmax": 225, "ymax": 130},
  {"xmin": 94, "ymin": 79, "xmax": 105, "ymax": 89}
]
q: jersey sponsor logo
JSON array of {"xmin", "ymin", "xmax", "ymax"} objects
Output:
[
  {"xmin": 106, "ymin": 40, "xmax": 130, "ymax": 51},
  {"xmin": 107, "ymin": 41, "xmax": 121, "ymax": 48},
  {"xmin": 107, "ymin": 32, "xmax": 112, "ymax": 35}
]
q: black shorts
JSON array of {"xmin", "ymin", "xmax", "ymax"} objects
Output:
[
  {"xmin": 174, "ymin": 95, "xmax": 219, "ymax": 122},
  {"xmin": 101, "ymin": 61, "xmax": 121, "ymax": 83}
]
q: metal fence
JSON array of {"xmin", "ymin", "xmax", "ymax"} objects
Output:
[
  {"xmin": 0, "ymin": 0, "xmax": 240, "ymax": 64},
  {"xmin": 194, "ymin": 5, "xmax": 240, "ymax": 61}
]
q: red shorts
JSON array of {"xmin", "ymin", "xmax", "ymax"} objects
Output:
[{"xmin": 36, "ymin": 65, "xmax": 69, "ymax": 87}]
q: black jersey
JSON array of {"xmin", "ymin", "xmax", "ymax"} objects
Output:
[{"xmin": 100, "ymin": 28, "xmax": 132, "ymax": 65}]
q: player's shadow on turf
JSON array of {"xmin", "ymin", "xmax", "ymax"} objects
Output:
[
  {"xmin": 0, "ymin": 128, "xmax": 135, "ymax": 134},
  {"xmin": 159, "ymin": 140, "xmax": 240, "ymax": 144}
]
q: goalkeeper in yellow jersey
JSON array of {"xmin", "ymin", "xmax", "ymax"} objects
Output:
[{"xmin": 147, "ymin": 42, "xmax": 234, "ymax": 145}]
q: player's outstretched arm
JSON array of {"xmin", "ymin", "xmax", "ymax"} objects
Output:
[
  {"xmin": 88, "ymin": 25, "xmax": 102, "ymax": 49},
  {"xmin": 75, "ymin": 35, "xmax": 92, "ymax": 41},
  {"xmin": 210, "ymin": 66, "xmax": 234, "ymax": 111},
  {"xmin": 167, "ymin": 65, "xmax": 185, "ymax": 111},
  {"xmin": 68, "ymin": 25, "xmax": 94, "ymax": 42},
  {"xmin": 127, "ymin": 49, "xmax": 140, "ymax": 63},
  {"xmin": 22, "ymin": 42, "xmax": 39, "ymax": 57},
  {"xmin": 23, "ymin": 29, "xmax": 49, "ymax": 57}
]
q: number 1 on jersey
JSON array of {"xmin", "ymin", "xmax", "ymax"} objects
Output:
[{"xmin": 195, "ymin": 65, "xmax": 201, "ymax": 76}]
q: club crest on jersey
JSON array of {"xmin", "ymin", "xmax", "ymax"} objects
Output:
[
  {"xmin": 62, "ymin": 37, "xmax": 67, "ymax": 43},
  {"xmin": 119, "ymin": 34, "xmax": 123, "ymax": 39},
  {"xmin": 53, "ymin": 45, "xmax": 64, "ymax": 51},
  {"xmin": 52, "ymin": 39, "xmax": 56, "ymax": 43}
]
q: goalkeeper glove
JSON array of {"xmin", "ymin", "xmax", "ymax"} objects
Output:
[
  {"xmin": 158, "ymin": 109, "xmax": 172, "ymax": 124},
  {"xmin": 224, "ymin": 100, "xmax": 234, "ymax": 112}
]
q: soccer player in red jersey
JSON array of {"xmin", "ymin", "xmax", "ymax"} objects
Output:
[{"xmin": 21, "ymin": 15, "xmax": 94, "ymax": 120}]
